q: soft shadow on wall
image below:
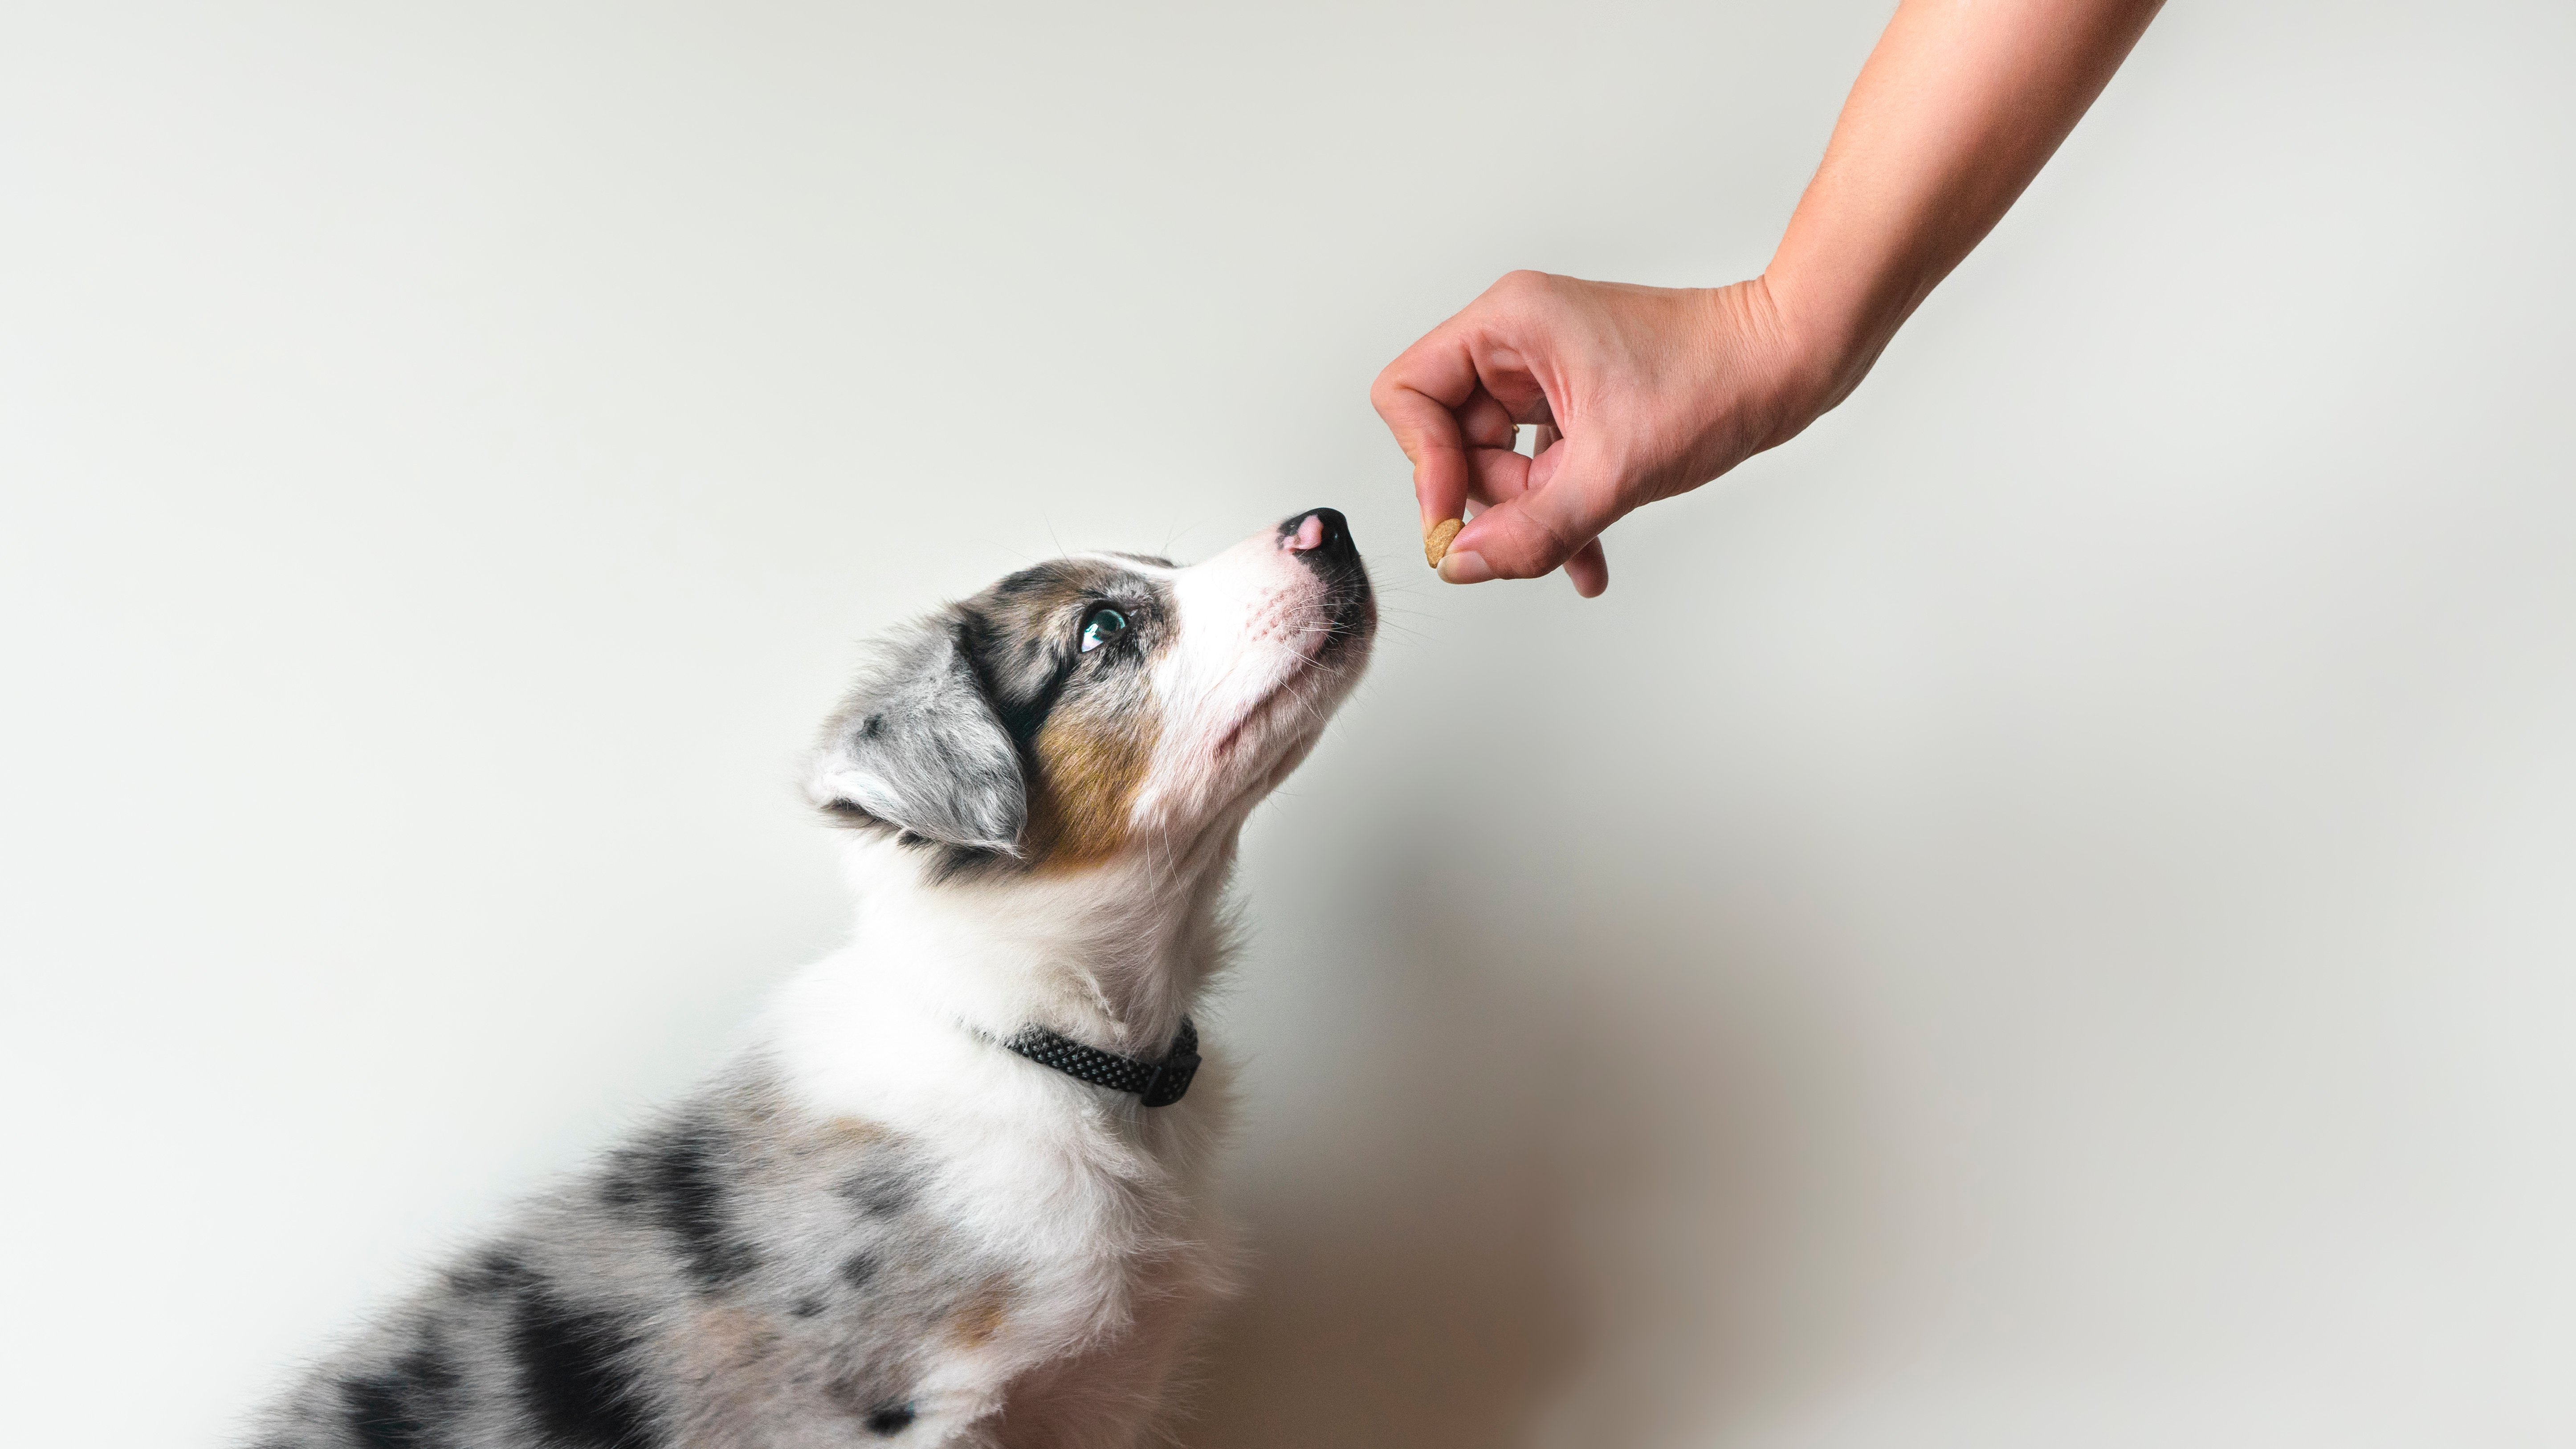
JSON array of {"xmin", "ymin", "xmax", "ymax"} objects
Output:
[{"xmin": 1185, "ymin": 809, "xmax": 1945, "ymax": 1449}]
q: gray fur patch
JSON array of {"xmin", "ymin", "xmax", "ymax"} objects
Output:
[
  {"xmin": 810, "ymin": 620, "xmax": 1027, "ymax": 854},
  {"xmin": 243, "ymin": 1068, "xmax": 1018, "ymax": 1449}
]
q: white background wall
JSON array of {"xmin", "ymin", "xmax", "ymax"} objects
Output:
[{"xmin": 5, "ymin": 2, "xmax": 2573, "ymax": 1444}]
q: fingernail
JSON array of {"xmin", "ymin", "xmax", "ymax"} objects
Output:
[{"xmin": 1436, "ymin": 550, "xmax": 1494, "ymax": 585}]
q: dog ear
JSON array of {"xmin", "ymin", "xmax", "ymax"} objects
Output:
[{"xmin": 809, "ymin": 619, "xmax": 1026, "ymax": 855}]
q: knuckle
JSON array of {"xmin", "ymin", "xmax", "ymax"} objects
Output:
[
  {"xmin": 1486, "ymin": 510, "xmax": 1577, "ymax": 577},
  {"xmin": 1371, "ymin": 375, "xmax": 1436, "ymax": 423},
  {"xmin": 1478, "ymin": 270, "xmax": 1541, "ymax": 313},
  {"xmin": 1526, "ymin": 513, "xmax": 1582, "ymax": 562}
]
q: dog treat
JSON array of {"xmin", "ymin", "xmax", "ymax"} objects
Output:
[{"xmin": 1423, "ymin": 517, "xmax": 1463, "ymax": 569}]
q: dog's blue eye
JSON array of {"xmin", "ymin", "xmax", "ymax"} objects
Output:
[{"xmin": 1080, "ymin": 606, "xmax": 1128, "ymax": 654}]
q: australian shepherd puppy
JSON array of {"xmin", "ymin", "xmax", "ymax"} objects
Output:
[{"xmin": 245, "ymin": 509, "xmax": 1375, "ymax": 1449}]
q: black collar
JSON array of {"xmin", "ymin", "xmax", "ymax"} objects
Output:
[{"xmin": 1001, "ymin": 1018, "xmax": 1200, "ymax": 1108}]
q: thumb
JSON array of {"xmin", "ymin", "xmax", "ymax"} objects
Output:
[{"xmin": 1440, "ymin": 437, "xmax": 1625, "ymax": 584}]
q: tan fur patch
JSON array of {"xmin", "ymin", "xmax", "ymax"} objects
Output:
[
  {"xmin": 779, "ymin": 1115, "xmax": 889, "ymax": 1163},
  {"xmin": 946, "ymin": 1282, "xmax": 1013, "ymax": 1349},
  {"xmin": 684, "ymin": 1305, "xmax": 782, "ymax": 1369},
  {"xmin": 1029, "ymin": 706, "xmax": 1157, "ymax": 868},
  {"xmin": 673, "ymin": 1304, "xmax": 790, "ymax": 1426}
]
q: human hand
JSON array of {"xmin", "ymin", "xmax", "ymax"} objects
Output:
[
  {"xmin": 1371, "ymin": 271, "xmax": 1837, "ymax": 598},
  {"xmin": 1371, "ymin": 0, "xmax": 2162, "ymax": 598}
]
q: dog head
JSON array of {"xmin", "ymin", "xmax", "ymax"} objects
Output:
[{"xmin": 809, "ymin": 508, "xmax": 1374, "ymax": 879}]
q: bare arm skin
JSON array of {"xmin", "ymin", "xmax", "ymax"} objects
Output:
[{"xmin": 1373, "ymin": 0, "xmax": 2166, "ymax": 596}]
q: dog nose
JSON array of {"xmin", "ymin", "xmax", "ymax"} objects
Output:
[
  {"xmin": 1276, "ymin": 506, "xmax": 1373, "ymax": 631},
  {"xmin": 1277, "ymin": 507, "xmax": 1355, "ymax": 563}
]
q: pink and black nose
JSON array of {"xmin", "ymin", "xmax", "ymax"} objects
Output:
[{"xmin": 1277, "ymin": 507, "xmax": 1359, "ymax": 574}]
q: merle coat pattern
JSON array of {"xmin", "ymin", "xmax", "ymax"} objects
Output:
[{"xmin": 243, "ymin": 511, "xmax": 1374, "ymax": 1449}]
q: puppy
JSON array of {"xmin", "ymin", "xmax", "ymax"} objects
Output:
[{"xmin": 244, "ymin": 508, "xmax": 1375, "ymax": 1449}]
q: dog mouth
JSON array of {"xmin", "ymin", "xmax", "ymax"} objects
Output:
[
  {"xmin": 1213, "ymin": 608, "xmax": 1371, "ymax": 762},
  {"xmin": 1214, "ymin": 674, "xmax": 1308, "ymax": 762}
]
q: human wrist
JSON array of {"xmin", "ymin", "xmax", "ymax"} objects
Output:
[
  {"xmin": 1750, "ymin": 263, "xmax": 1913, "ymax": 424},
  {"xmin": 1703, "ymin": 273, "xmax": 1858, "ymax": 455}
]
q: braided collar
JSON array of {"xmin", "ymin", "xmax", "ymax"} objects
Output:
[{"xmin": 1000, "ymin": 1018, "xmax": 1200, "ymax": 1108}]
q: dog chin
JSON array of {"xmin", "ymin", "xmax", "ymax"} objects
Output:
[
  {"xmin": 1178, "ymin": 623, "xmax": 1371, "ymax": 825},
  {"xmin": 1226, "ymin": 649, "xmax": 1363, "ymax": 765}
]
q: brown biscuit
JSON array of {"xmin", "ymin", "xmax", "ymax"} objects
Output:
[{"xmin": 1423, "ymin": 517, "xmax": 1463, "ymax": 569}]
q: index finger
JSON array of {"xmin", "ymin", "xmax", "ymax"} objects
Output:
[{"xmin": 1370, "ymin": 330, "xmax": 1482, "ymax": 535}]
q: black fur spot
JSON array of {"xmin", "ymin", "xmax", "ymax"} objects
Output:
[
  {"xmin": 600, "ymin": 1120, "xmax": 758, "ymax": 1288},
  {"xmin": 836, "ymin": 1165, "xmax": 916, "ymax": 1217},
  {"xmin": 864, "ymin": 1403, "xmax": 916, "ymax": 1435},
  {"xmin": 444, "ymin": 1247, "xmax": 534, "ymax": 1298},
  {"xmin": 338, "ymin": 1339, "xmax": 458, "ymax": 1449},
  {"xmin": 510, "ymin": 1288, "xmax": 656, "ymax": 1449},
  {"xmin": 342, "ymin": 1377, "xmax": 419, "ymax": 1448},
  {"xmin": 790, "ymin": 1295, "xmax": 826, "ymax": 1319},
  {"xmin": 921, "ymin": 840, "xmax": 1014, "ymax": 883},
  {"xmin": 991, "ymin": 569, "xmax": 1060, "ymax": 601},
  {"xmin": 838, "ymin": 1252, "xmax": 879, "ymax": 1288}
]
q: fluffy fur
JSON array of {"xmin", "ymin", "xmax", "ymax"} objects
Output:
[{"xmin": 244, "ymin": 509, "xmax": 1375, "ymax": 1449}]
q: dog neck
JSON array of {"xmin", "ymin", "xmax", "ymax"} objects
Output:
[{"xmin": 833, "ymin": 821, "xmax": 1244, "ymax": 1059}]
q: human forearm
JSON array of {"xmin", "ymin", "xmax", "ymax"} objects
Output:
[{"xmin": 1766, "ymin": 0, "xmax": 2165, "ymax": 409}]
